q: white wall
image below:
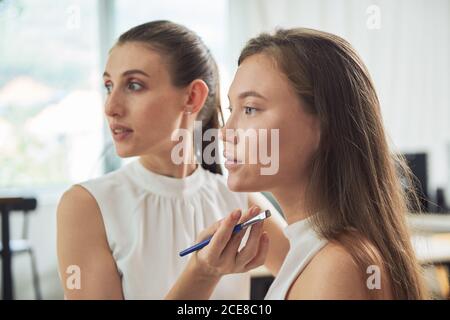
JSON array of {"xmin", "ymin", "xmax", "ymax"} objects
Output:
[{"xmin": 227, "ymin": 0, "xmax": 450, "ymax": 200}]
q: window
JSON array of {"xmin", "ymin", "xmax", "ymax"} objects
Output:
[
  {"xmin": 0, "ymin": 0, "xmax": 230, "ymax": 191},
  {"xmin": 0, "ymin": 0, "xmax": 104, "ymax": 192}
]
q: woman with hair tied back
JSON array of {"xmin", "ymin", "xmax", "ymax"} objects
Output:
[{"xmin": 56, "ymin": 20, "xmax": 289, "ymax": 300}]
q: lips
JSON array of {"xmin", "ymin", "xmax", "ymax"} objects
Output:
[
  {"xmin": 110, "ymin": 123, "xmax": 133, "ymax": 142},
  {"xmin": 110, "ymin": 123, "xmax": 133, "ymax": 133},
  {"xmin": 223, "ymin": 151, "xmax": 243, "ymax": 167}
]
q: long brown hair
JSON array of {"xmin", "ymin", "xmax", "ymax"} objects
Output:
[
  {"xmin": 239, "ymin": 28, "xmax": 428, "ymax": 299},
  {"xmin": 116, "ymin": 20, "xmax": 224, "ymax": 174}
]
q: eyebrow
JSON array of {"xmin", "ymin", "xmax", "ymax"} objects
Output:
[
  {"xmin": 103, "ymin": 69, "xmax": 150, "ymax": 78},
  {"xmin": 228, "ymin": 91, "xmax": 267, "ymax": 101}
]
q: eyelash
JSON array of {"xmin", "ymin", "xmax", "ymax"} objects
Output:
[
  {"xmin": 127, "ymin": 82, "xmax": 143, "ymax": 91},
  {"xmin": 227, "ymin": 106, "xmax": 258, "ymax": 115},
  {"xmin": 103, "ymin": 81, "xmax": 144, "ymax": 94},
  {"xmin": 104, "ymin": 82, "xmax": 112, "ymax": 94},
  {"xmin": 244, "ymin": 106, "xmax": 257, "ymax": 115}
]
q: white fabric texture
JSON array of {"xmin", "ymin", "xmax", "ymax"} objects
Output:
[
  {"xmin": 78, "ymin": 159, "xmax": 250, "ymax": 299},
  {"xmin": 265, "ymin": 216, "xmax": 328, "ymax": 299}
]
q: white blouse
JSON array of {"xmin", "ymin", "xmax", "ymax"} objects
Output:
[
  {"xmin": 265, "ymin": 216, "xmax": 328, "ymax": 299},
  {"xmin": 78, "ymin": 159, "xmax": 250, "ymax": 299}
]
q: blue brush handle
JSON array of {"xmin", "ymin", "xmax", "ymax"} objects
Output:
[{"xmin": 179, "ymin": 223, "xmax": 244, "ymax": 257}]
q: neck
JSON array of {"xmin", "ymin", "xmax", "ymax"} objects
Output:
[
  {"xmin": 270, "ymin": 181, "xmax": 311, "ymax": 225},
  {"xmin": 139, "ymin": 140, "xmax": 197, "ymax": 179},
  {"xmin": 139, "ymin": 156, "xmax": 197, "ymax": 179}
]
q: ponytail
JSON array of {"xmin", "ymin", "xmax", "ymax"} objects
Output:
[{"xmin": 199, "ymin": 104, "xmax": 224, "ymax": 175}]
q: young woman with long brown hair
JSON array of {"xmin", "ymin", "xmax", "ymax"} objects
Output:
[
  {"xmin": 223, "ymin": 29, "xmax": 427, "ymax": 299},
  {"xmin": 168, "ymin": 27, "xmax": 429, "ymax": 300}
]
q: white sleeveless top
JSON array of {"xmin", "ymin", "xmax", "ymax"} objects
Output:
[
  {"xmin": 78, "ymin": 159, "xmax": 250, "ymax": 299},
  {"xmin": 265, "ymin": 216, "xmax": 328, "ymax": 299}
]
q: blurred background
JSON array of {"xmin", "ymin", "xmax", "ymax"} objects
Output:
[{"xmin": 0, "ymin": 0, "xmax": 449, "ymax": 300}]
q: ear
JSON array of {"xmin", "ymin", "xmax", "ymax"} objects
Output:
[{"xmin": 184, "ymin": 79, "xmax": 209, "ymax": 115}]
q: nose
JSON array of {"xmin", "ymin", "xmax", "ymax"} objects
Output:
[{"xmin": 104, "ymin": 89, "xmax": 125, "ymax": 118}]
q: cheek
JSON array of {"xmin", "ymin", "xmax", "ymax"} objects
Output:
[
  {"xmin": 278, "ymin": 118, "xmax": 319, "ymax": 178},
  {"xmin": 133, "ymin": 94, "xmax": 181, "ymax": 139},
  {"xmin": 227, "ymin": 117, "xmax": 283, "ymax": 192},
  {"xmin": 234, "ymin": 114, "xmax": 279, "ymax": 161}
]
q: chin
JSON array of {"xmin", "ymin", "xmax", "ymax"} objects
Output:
[
  {"xmin": 115, "ymin": 146, "xmax": 137, "ymax": 158},
  {"xmin": 226, "ymin": 171, "xmax": 260, "ymax": 193}
]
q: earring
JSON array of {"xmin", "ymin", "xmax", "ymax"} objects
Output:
[{"xmin": 184, "ymin": 110, "xmax": 192, "ymax": 115}]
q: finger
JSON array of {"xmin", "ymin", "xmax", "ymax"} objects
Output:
[
  {"xmin": 207, "ymin": 209, "xmax": 242, "ymax": 260},
  {"xmin": 236, "ymin": 219, "xmax": 265, "ymax": 265},
  {"xmin": 244, "ymin": 232, "xmax": 270, "ymax": 271},
  {"xmin": 238, "ymin": 205, "xmax": 261, "ymax": 225},
  {"xmin": 220, "ymin": 225, "xmax": 247, "ymax": 260},
  {"xmin": 195, "ymin": 218, "xmax": 223, "ymax": 243},
  {"xmin": 220, "ymin": 206, "xmax": 260, "ymax": 259}
]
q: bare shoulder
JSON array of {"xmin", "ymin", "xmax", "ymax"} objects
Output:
[
  {"xmin": 57, "ymin": 185, "xmax": 123, "ymax": 299},
  {"xmin": 58, "ymin": 184, "xmax": 99, "ymax": 217},
  {"xmin": 287, "ymin": 239, "xmax": 391, "ymax": 300},
  {"xmin": 57, "ymin": 184, "xmax": 108, "ymax": 249},
  {"xmin": 57, "ymin": 185, "xmax": 104, "ymax": 235}
]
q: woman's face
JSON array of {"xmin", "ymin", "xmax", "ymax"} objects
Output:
[
  {"xmin": 223, "ymin": 53, "xmax": 321, "ymax": 193},
  {"xmin": 103, "ymin": 42, "xmax": 186, "ymax": 158}
]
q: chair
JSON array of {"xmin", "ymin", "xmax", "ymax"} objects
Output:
[{"xmin": 0, "ymin": 197, "xmax": 42, "ymax": 300}]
